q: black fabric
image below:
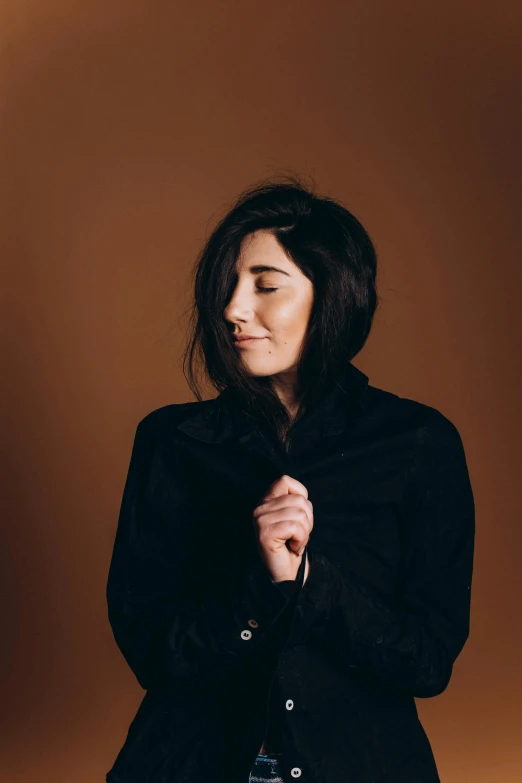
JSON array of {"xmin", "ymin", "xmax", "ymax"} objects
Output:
[{"xmin": 105, "ymin": 361, "xmax": 475, "ymax": 783}]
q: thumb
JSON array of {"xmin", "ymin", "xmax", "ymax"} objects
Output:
[{"xmin": 262, "ymin": 474, "xmax": 308, "ymax": 501}]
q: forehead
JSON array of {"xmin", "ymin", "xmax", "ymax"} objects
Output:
[{"xmin": 235, "ymin": 229, "xmax": 295, "ymax": 275}]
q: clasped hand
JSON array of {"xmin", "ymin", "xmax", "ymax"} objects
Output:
[{"xmin": 252, "ymin": 474, "xmax": 313, "ymax": 584}]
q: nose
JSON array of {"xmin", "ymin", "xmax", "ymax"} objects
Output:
[{"xmin": 223, "ymin": 285, "xmax": 255, "ymax": 325}]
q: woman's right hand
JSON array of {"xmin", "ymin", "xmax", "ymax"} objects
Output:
[{"xmin": 252, "ymin": 474, "xmax": 313, "ymax": 583}]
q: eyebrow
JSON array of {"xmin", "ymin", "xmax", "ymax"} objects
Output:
[{"xmin": 245, "ymin": 265, "xmax": 291, "ymax": 277}]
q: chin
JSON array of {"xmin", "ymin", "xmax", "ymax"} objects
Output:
[{"xmin": 243, "ymin": 363, "xmax": 290, "ymax": 378}]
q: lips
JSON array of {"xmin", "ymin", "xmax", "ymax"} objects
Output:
[{"xmin": 232, "ymin": 336, "xmax": 266, "ymax": 346}]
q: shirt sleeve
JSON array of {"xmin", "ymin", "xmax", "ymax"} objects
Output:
[
  {"xmin": 291, "ymin": 413, "xmax": 476, "ymax": 699},
  {"xmin": 106, "ymin": 414, "xmax": 307, "ymax": 694}
]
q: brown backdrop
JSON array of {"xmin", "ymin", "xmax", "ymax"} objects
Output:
[{"xmin": 2, "ymin": 1, "xmax": 521, "ymax": 781}]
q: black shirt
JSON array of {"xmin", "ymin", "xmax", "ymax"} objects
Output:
[{"xmin": 105, "ymin": 361, "xmax": 475, "ymax": 783}]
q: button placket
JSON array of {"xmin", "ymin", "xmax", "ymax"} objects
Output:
[
  {"xmin": 240, "ymin": 618, "xmax": 259, "ymax": 640},
  {"xmin": 282, "ymin": 691, "xmax": 300, "ymax": 776}
]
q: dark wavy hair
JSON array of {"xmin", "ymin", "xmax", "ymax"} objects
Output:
[{"xmin": 181, "ymin": 174, "xmax": 378, "ymax": 444}]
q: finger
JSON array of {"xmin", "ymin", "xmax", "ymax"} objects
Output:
[
  {"xmin": 255, "ymin": 495, "xmax": 313, "ymax": 528},
  {"xmin": 267, "ymin": 474, "xmax": 308, "ymax": 499},
  {"xmin": 267, "ymin": 517, "xmax": 308, "ymax": 553},
  {"xmin": 260, "ymin": 507, "xmax": 311, "ymax": 541}
]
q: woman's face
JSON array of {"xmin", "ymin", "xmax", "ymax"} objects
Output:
[{"xmin": 223, "ymin": 229, "xmax": 315, "ymax": 387}]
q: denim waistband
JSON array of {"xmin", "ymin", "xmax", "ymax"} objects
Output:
[{"xmin": 248, "ymin": 752, "xmax": 284, "ymax": 782}]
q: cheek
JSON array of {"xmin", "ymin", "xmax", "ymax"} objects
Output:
[{"xmin": 267, "ymin": 296, "xmax": 311, "ymax": 335}]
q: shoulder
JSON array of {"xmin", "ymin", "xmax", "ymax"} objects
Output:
[
  {"xmin": 135, "ymin": 399, "xmax": 217, "ymax": 436},
  {"xmin": 365, "ymin": 384, "xmax": 466, "ymax": 452},
  {"xmin": 138, "ymin": 399, "xmax": 214, "ymax": 426},
  {"xmin": 365, "ymin": 385, "xmax": 472, "ymax": 502}
]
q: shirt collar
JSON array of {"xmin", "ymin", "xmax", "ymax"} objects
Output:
[{"xmin": 176, "ymin": 361, "xmax": 369, "ymax": 446}]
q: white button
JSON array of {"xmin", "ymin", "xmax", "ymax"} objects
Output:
[
  {"xmin": 240, "ymin": 630, "xmax": 252, "ymax": 640},
  {"xmin": 248, "ymin": 618, "xmax": 259, "ymax": 628},
  {"xmin": 286, "ymin": 699, "xmax": 294, "ymax": 710},
  {"xmin": 290, "ymin": 768, "xmax": 302, "ymax": 777}
]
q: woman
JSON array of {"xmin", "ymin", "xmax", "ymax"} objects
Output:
[{"xmin": 105, "ymin": 178, "xmax": 475, "ymax": 783}]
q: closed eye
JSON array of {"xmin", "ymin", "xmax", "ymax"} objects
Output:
[{"xmin": 257, "ymin": 287, "xmax": 278, "ymax": 293}]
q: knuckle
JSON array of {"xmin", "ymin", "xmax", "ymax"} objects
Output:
[{"xmin": 258, "ymin": 530, "xmax": 268, "ymax": 546}]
